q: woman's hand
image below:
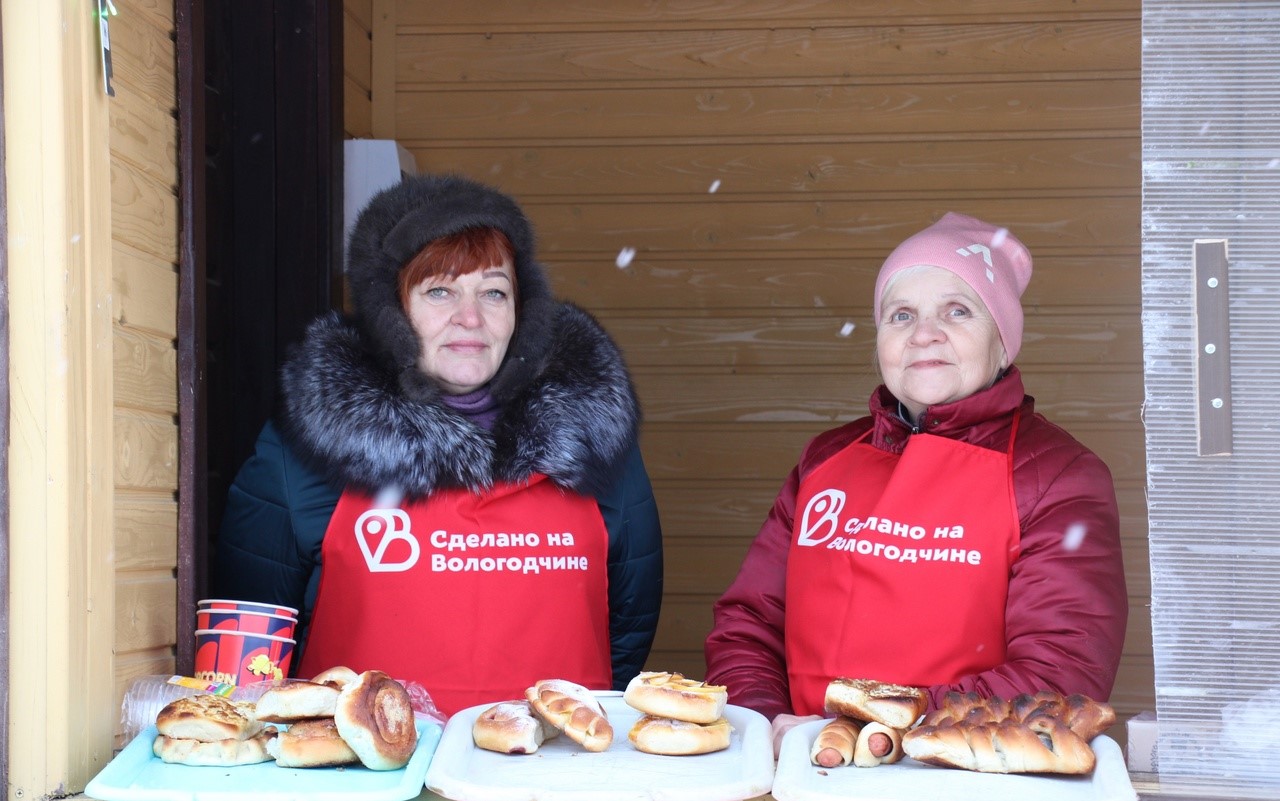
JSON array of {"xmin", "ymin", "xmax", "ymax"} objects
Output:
[{"xmin": 770, "ymin": 713, "xmax": 823, "ymax": 759}]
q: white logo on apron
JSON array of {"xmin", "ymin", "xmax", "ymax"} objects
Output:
[
  {"xmin": 797, "ymin": 489, "xmax": 845, "ymax": 547},
  {"xmin": 354, "ymin": 508, "xmax": 420, "ymax": 572}
]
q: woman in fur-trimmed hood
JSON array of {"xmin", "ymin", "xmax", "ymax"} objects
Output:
[{"xmin": 214, "ymin": 174, "xmax": 663, "ymax": 716}]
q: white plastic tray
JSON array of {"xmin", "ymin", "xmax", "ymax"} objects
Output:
[
  {"xmin": 84, "ymin": 718, "xmax": 442, "ymax": 801},
  {"xmin": 424, "ymin": 691, "xmax": 774, "ymax": 801},
  {"xmin": 772, "ymin": 719, "xmax": 1137, "ymax": 801}
]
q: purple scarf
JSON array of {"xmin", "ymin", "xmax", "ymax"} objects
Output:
[{"xmin": 440, "ymin": 387, "xmax": 500, "ymax": 431}]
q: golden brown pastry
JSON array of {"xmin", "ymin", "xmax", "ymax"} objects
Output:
[
  {"xmin": 266, "ymin": 718, "xmax": 359, "ymax": 768},
  {"xmin": 823, "ymin": 677, "xmax": 928, "ymax": 730},
  {"xmin": 809, "ymin": 716, "xmax": 862, "ymax": 768},
  {"xmin": 525, "ymin": 678, "xmax": 613, "ymax": 752},
  {"xmin": 155, "ymin": 694, "xmax": 264, "ymax": 742},
  {"xmin": 623, "ymin": 672, "xmax": 728, "ymax": 725},
  {"xmin": 628, "ymin": 714, "xmax": 732, "ymax": 755},
  {"xmin": 334, "ymin": 670, "xmax": 419, "ymax": 770}
]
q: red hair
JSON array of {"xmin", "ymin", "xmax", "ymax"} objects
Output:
[{"xmin": 398, "ymin": 227, "xmax": 516, "ymax": 311}]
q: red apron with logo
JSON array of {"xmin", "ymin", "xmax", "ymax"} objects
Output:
[
  {"xmin": 299, "ymin": 473, "xmax": 612, "ymax": 716},
  {"xmin": 784, "ymin": 414, "xmax": 1021, "ymax": 715}
]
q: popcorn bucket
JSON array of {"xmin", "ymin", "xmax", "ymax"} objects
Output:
[
  {"xmin": 198, "ymin": 598, "xmax": 299, "ymax": 619},
  {"xmin": 196, "ymin": 608, "xmax": 297, "ymax": 640},
  {"xmin": 193, "ymin": 629, "xmax": 295, "ymax": 687}
]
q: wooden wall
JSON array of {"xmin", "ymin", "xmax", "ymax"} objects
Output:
[
  {"xmin": 108, "ymin": 0, "xmax": 180, "ymax": 745},
  {"xmin": 360, "ymin": 0, "xmax": 1149, "ymax": 738},
  {"xmin": 344, "ymin": 0, "xmax": 374, "ymax": 138}
]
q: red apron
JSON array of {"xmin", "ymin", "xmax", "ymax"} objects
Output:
[
  {"xmin": 784, "ymin": 414, "xmax": 1021, "ymax": 715},
  {"xmin": 299, "ymin": 473, "xmax": 612, "ymax": 716}
]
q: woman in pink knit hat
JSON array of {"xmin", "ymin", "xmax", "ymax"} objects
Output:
[{"xmin": 705, "ymin": 213, "xmax": 1128, "ymax": 754}]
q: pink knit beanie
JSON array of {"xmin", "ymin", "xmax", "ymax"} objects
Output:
[{"xmin": 873, "ymin": 212, "xmax": 1033, "ymax": 362}]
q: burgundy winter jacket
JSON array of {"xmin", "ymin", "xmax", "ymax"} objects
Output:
[{"xmin": 704, "ymin": 366, "xmax": 1127, "ymax": 720}]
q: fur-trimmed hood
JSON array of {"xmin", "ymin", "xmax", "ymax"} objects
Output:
[
  {"xmin": 344, "ymin": 173, "xmax": 557, "ymax": 404},
  {"xmin": 279, "ymin": 304, "xmax": 640, "ymax": 498}
]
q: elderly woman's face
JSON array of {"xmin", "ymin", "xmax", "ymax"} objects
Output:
[
  {"xmin": 876, "ymin": 266, "xmax": 1009, "ymax": 422},
  {"xmin": 405, "ymin": 258, "xmax": 516, "ymax": 395}
]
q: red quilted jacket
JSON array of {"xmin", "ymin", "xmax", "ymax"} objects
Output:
[{"xmin": 704, "ymin": 366, "xmax": 1128, "ymax": 719}]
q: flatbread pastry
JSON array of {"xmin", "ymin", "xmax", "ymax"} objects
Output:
[
  {"xmin": 152, "ymin": 727, "xmax": 277, "ymax": 766},
  {"xmin": 623, "ymin": 672, "xmax": 727, "ymax": 724},
  {"xmin": 155, "ymin": 694, "xmax": 263, "ymax": 742}
]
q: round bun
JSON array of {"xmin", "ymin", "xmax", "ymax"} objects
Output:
[
  {"xmin": 266, "ymin": 718, "xmax": 359, "ymax": 768},
  {"xmin": 628, "ymin": 714, "xmax": 732, "ymax": 755},
  {"xmin": 311, "ymin": 665, "xmax": 360, "ymax": 690},
  {"xmin": 255, "ymin": 680, "xmax": 340, "ymax": 723},
  {"xmin": 623, "ymin": 672, "xmax": 727, "ymax": 724},
  {"xmin": 155, "ymin": 694, "xmax": 263, "ymax": 741},
  {"xmin": 473, "ymin": 700, "xmax": 554, "ymax": 754},
  {"xmin": 152, "ymin": 727, "xmax": 276, "ymax": 765},
  {"xmin": 334, "ymin": 670, "xmax": 419, "ymax": 770}
]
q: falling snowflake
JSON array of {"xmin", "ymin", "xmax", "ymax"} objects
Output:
[
  {"xmin": 1062, "ymin": 522, "xmax": 1087, "ymax": 551},
  {"xmin": 839, "ymin": 322, "xmax": 855, "ymax": 337},
  {"xmin": 991, "ymin": 228, "xmax": 1008, "ymax": 247},
  {"xmin": 374, "ymin": 486, "xmax": 404, "ymax": 509},
  {"xmin": 708, "ymin": 179, "xmax": 721, "ymax": 193},
  {"xmin": 616, "ymin": 247, "xmax": 637, "ymax": 268}
]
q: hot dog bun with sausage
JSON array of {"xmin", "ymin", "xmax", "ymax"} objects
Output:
[
  {"xmin": 628, "ymin": 714, "xmax": 732, "ymax": 755},
  {"xmin": 809, "ymin": 716, "xmax": 862, "ymax": 768},
  {"xmin": 473, "ymin": 700, "xmax": 559, "ymax": 754},
  {"xmin": 824, "ymin": 677, "xmax": 928, "ymax": 730},
  {"xmin": 623, "ymin": 672, "xmax": 728, "ymax": 725},
  {"xmin": 266, "ymin": 717, "xmax": 359, "ymax": 768},
  {"xmin": 526, "ymin": 679, "xmax": 613, "ymax": 752},
  {"xmin": 853, "ymin": 721, "xmax": 905, "ymax": 766}
]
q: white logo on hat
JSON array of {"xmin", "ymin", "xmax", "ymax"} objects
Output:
[
  {"xmin": 354, "ymin": 508, "xmax": 421, "ymax": 572},
  {"xmin": 956, "ymin": 244, "xmax": 996, "ymax": 283}
]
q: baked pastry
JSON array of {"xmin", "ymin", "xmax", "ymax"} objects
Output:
[
  {"xmin": 526, "ymin": 679, "xmax": 613, "ymax": 752},
  {"xmin": 152, "ymin": 728, "xmax": 277, "ymax": 766},
  {"xmin": 267, "ymin": 718, "xmax": 359, "ymax": 768},
  {"xmin": 852, "ymin": 721, "xmax": 904, "ymax": 767},
  {"xmin": 311, "ymin": 665, "xmax": 360, "ymax": 690},
  {"xmin": 334, "ymin": 670, "xmax": 419, "ymax": 770},
  {"xmin": 824, "ymin": 677, "xmax": 928, "ymax": 730},
  {"xmin": 255, "ymin": 680, "xmax": 340, "ymax": 723},
  {"xmin": 155, "ymin": 694, "xmax": 264, "ymax": 741},
  {"xmin": 922, "ymin": 690, "xmax": 1116, "ymax": 741},
  {"xmin": 473, "ymin": 700, "xmax": 558, "ymax": 755},
  {"xmin": 902, "ymin": 713, "xmax": 1096, "ymax": 774},
  {"xmin": 628, "ymin": 714, "xmax": 732, "ymax": 755},
  {"xmin": 623, "ymin": 672, "xmax": 728, "ymax": 725},
  {"xmin": 809, "ymin": 716, "xmax": 861, "ymax": 768}
]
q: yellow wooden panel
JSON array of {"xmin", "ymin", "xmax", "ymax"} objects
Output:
[
  {"xmin": 107, "ymin": 2, "xmax": 177, "ymax": 109},
  {"xmin": 413, "ymin": 138, "xmax": 1139, "ymax": 198},
  {"xmin": 111, "ymin": 160, "xmax": 179, "ymax": 264},
  {"xmin": 109, "ymin": 82, "xmax": 178, "ymax": 189},
  {"xmin": 115, "ymin": 493, "xmax": 179, "ymax": 572},
  {"xmin": 114, "ymin": 411, "xmax": 179, "ymax": 491},
  {"xmin": 345, "ymin": 10, "xmax": 373, "ymax": 90},
  {"xmin": 548, "ymin": 254, "xmax": 1140, "ymax": 312},
  {"xmin": 398, "ymin": 21, "xmax": 1136, "ymax": 84},
  {"xmin": 115, "ymin": 576, "xmax": 179, "ymax": 654},
  {"xmin": 602, "ymin": 312, "xmax": 1140, "ymax": 369},
  {"xmin": 398, "ymin": 0, "xmax": 1139, "ymax": 28},
  {"xmin": 122, "ymin": 0, "xmax": 175, "ymax": 31},
  {"xmin": 395, "ymin": 80, "xmax": 1136, "ymax": 141},
  {"xmin": 345, "ymin": 75, "xmax": 374, "ymax": 139},
  {"xmin": 113, "ymin": 242, "xmax": 177, "ymax": 337},
  {"xmin": 113, "ymin": 649, "xmax": 177, "ymax": 746},
  {"xmin": 114, "ymin": 326, "xmax": 177, "ymax": 414}
]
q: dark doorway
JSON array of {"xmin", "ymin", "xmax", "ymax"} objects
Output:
[{"xmin": 179, "ymin": 0, "xmax": 343, "ymax": 672}]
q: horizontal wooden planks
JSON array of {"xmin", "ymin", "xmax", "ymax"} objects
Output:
[
  {"xmin": 413, "ymin": 138, "xmax": 1139, "ymax": 198},
  {"xmin": 111, "ymin": 160, "xmax": 180, "ymax": 265},
  {"xmin": 114, "ymin": 411, "xmax": 178, "ymax": 492},
  {"xmin": 114, "ymin": 327, "xmax": 177, "ymax": 415},
  {"xmin": 401, "ymin": 1, "xmax": 1139, "ymax": 29},
  {"xmin": 112, "ymin": 243, "xmax": 177, "ymax": 337},
  {"xmin": 107, "ymin": 4, "xmax": 177, "ymax": 110},
  {"xmin": 115, "ymin": 493, "xmax": 179, "ymax": 572},
  {"xmin": 397, "ymin": 79, "xmax": 1137, "ymax": 142},
  {"xmin": 546, "ymin": 254, "xmax": 1140, "ymax": 311},
  {"xmin": 398, "ymin": 21, "xmax": 1137, "ymax": 84}
]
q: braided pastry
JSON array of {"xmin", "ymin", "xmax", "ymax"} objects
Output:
[
  {"xmin": 903, "ymin": 713, "xmax": 1096, "ymax": 774},
  {"xmin": 526, "ymin": 679, "xmax": 613, "ymax": 752}
]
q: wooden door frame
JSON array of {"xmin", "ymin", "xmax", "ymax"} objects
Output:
[{"xmin": 0, "ymin": 3, "xmax": 10, "ymax": 783}]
